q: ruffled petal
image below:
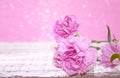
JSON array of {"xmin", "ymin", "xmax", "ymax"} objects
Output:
[{"xmin": 85, "ymin": 48, "xmax": 97, "ymax": 66}]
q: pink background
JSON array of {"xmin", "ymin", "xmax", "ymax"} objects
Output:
[{"xmin": 0, "ymin": 0, "xmax": 120, "ymax": 42}]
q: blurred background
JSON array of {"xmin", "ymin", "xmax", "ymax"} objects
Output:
[
  {"xmin": 0, "ymin": 1, "xmax": 120, "ymax": 77},
  {"xmin": 0, "ymin": 0, "xmax": 120, "ymax": 42}
]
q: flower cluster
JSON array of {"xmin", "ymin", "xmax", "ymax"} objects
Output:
[
  {"xmin": 53, "ymin": 15, "xmax": 97, "ymax": 75},
  {"xmin": 99, "ymin": 42, "xmax": 120, "ymax": 68},
  {"xmin": 53, "ymin": 15, "xmax": 120, "ymax": 76},
  {"xmin": 53, "ymin": 16, "xmax": 79, "ymax": 42}
]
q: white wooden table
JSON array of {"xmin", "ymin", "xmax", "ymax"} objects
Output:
[{"xmin": 0, "ymin": 42, "xmax": 120, "ymax": 78}]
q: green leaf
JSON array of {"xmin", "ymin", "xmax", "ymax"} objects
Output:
[
  {"xmin": 75, "ymin": 32, "xmax": 80, "ymax": 37},
  {"xmin": 90, "ymin": 46, "xmax": 100, "ymax": 50},
  {"xmin": 91, "ymin": 40, "xmax": 101, "ymax": 43},
  {"xmin": 107, "ymin": 25, "xmax": 111, "ymax": 42},
  {"xmin": 110, "ymin": 53, "xmax": 120, "ymax": 63}
]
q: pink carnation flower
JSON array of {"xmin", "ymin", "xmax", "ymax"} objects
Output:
[
  {"xmin": 99, "ymin": 42, "xmax": 120, "ymax": 68},
  {"xmin": 53, "ymin": 15, "xmax": 79, "ymax": 42},
  {"xmin": 53, "ymin": 36, "xmax": 97, "ymax": 75}
]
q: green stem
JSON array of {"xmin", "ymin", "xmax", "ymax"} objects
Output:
[
  {"xmin": 91, "ymin": 40, "xmax": 108, "ymax": 43},
  {"xmin": 90, "ymin": 46, "xmax": 100, "ymax": 50},
  {"xmin": 107, "ymin": 25, "xmax": 111, "ymax": 42}
]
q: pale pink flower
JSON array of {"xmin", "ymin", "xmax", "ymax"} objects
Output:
[
  {"xmin": 53, "ymin": 36, "xmax": 97, "ymax": 75},
  {"xmin": 53, "ymin": 15, "xmax": 79, "ymax": 42},
  {"xmin": 99, "ymin": 42, "xmax": 120, "ymax": 68}
]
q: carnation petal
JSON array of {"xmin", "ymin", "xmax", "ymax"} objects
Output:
[
  {"xmin": 62, "ymin": 61, "xmax": 79, "ymax": 75},
  {"xmin": 85, "ymin": 48, "xmax": 97, "ymax": 66},
  {"xmin": 69, "ymin": 36, "xmax": 91, "ymax": 51},
  {"xmin": 79, "ymin": 63, "xmax": 88, "ymax": 74}
]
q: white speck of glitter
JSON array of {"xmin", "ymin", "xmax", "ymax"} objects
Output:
[
  {"xmin": 50, "ymin": 36, "xmax": 54, "ymax": 40},
  {"xmin": 46, "ymin": 33, "xmax": 50, "ymax": 37},
  {"xmin": 82, "ymin": 4, "xmax": 87, "ymax": 8},
  {"xmin": 19, "ymin": 24, "xmax": 24, "ymax": 30},
  {"xmin": 45, "ymin": 9, "xmax": 50, "ymax": 13},
  {"xmin": 10, "ymin": 3, "xmax": 15, "ymax": 9},
  {"xmin": 67, "ymin": 0, "xmax": 71, "ymax": 4},
  {"xmin": 31, "ymin": 12, "xmax": 35, "ymax": 16},
  {"xmin": 53, "ymin": 12, "xmax": 57, "ymax": 16},
  {"xmin": 41, "ymin": 33, "xmax": 45, "ymax": 37},
  {"xmin": 88, "ymin": 13, "xmax": 92, "ymax": 17},
  {"xmin": 41, "ymin": 26, "xmax": 46, "ymax": 30},
  {"xmin": 1, "ymin": 5, "xmax": 7, "ymax": 8},
  {"xmin": 39, "ymin": 0, "xmax": 43, "ymax": 5},
  {"xmin": 46, "ymin": 33, "xmax": 54, "ymax": 40},
  {"xmin": 106, "ymin": 0, "xmax": 110, "ymax": 6},
  {"xmin": 44, "ymin": 19, "xmax": 48, "ymax": 23},
  {"xmin": 38, "ymin": 12, "xmax": 41, "ymax": 16},
  {"xmin": 28, "ymin": 20, "xmax": 32, "ymax": 24},
  {"xmin": 25, "ymin": 14, "xmax": 30, "ymax": 18},
  {"xmin": 32, "ymin": 36, "xmax": 36, "ymax": 41}
]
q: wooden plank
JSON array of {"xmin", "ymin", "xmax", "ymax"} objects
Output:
[{"xmin": 0, "ymin": 42, "xmax": 120, "ymax": 77}]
